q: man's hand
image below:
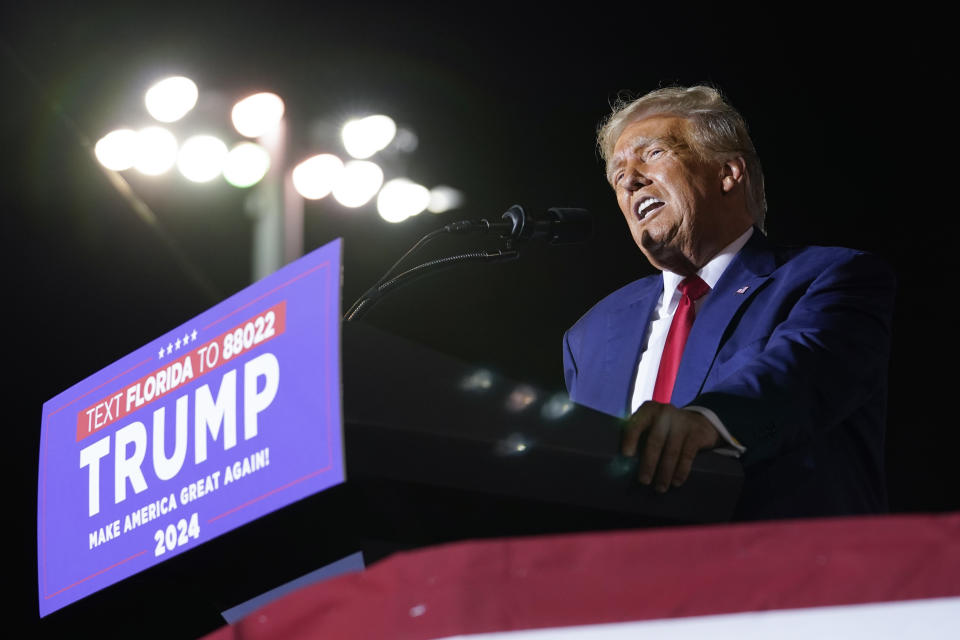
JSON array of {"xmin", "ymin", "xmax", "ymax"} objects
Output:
[{"xmin": 622, "ymin": 402, "xmax": 720, "ymax": 492}]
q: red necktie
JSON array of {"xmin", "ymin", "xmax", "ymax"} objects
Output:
[{"xmin": 652, "ymin": 275, "xmax": 711, "ymax": 404}]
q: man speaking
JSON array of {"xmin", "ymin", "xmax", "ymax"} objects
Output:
[{"xmin": 563, "ymin": 86, "xmax": 894, "ymax": 520}]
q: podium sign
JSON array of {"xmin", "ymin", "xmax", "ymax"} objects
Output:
[{"xmin": 37, "ymin": 239, "xmax": 344, "ymax": 616}]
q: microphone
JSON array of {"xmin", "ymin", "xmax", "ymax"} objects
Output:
[{"xmin": 445, "ymin": 205, "xmax": 593, "ymax": 244}]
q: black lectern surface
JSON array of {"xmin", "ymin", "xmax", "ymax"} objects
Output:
[
  {"xmin": 36, "ymin": 323, "xmax": 742, "ymax": 639},
  {"xmin": 343, "ymin": 322, "xmax": 743, "ymax": 528}
]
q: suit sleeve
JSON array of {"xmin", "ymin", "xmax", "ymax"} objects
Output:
[{"xmin": 692, "ymin": 251, "xmax": 896, "ymax": 466}]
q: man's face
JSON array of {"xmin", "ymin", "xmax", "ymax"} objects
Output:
[{"xmin": 610, "ymin": 114, "xmax": 733, "ymax": 272}]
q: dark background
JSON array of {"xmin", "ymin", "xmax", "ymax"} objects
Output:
[{"xmin": 2, "ymin": 2, "xmax": 951, "ymax": 636}]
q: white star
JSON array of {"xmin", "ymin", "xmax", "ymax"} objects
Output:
[
  {"xmin": 183, "ymin": 333, "xmax": 190, "ymax": 345},
  {"xmin": 175, "ymin": 338, "xmax": 182, "ymax": 350},
  {"xmin": 191, "ymin": 329, "xmax": 198, "ymax": 342},
  {"xmin": 166, "ymin": 343, "xmax": 173, "ymax": 355},
  {"xmin": 159, "ymin": 347, "xmax": 165, "ymax": 359}
]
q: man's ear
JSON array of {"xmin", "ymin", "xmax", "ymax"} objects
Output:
[{"xmin": 720, "ymin": 156, "xmax": 747, "ymax": 193}]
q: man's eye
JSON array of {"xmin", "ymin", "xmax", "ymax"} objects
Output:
[{"xmin": 647, "ymin": 148, "xmax": 664, "ymax": 159}]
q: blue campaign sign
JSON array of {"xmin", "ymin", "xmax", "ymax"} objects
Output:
[{"xmin": 37, "ymin": 238, "xmax": 344, "ymax": 616}]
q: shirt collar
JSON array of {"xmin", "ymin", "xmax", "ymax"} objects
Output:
[{"xmin": 661, "ymin": 226, "xmax": 754, "ymax": 303}]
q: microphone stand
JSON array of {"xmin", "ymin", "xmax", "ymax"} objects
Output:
[
  {"xmin": 343, "ymin": 204, "xmax": 591, "ymax": 322},
  {"xmin": 343, "ymin": 246, "xmax": 519, "ymax": 322},
  {"xmin": 343, "ymin": 205, "xmax": 531, "ymax": 323}
]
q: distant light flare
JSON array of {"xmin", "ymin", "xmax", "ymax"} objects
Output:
[
  {"xmin": 505, "ymin": 385, "xmax": 538, "ymax": 412},
  {"xmin": 223, "ymin": 142, "xmax": 270, "ymax": 188},
  {"xmin": 177, "ymin": 135, "xmax": 228, "ymax": 183},
  {"xmin": 232, "ymin": 93, "xmax": 285, "ymax": 138},
  {"xmin": 341, "ymin": 115, "xmax": 397, "ymax": 159},
  {"xmin": 133, "ymin": 126, "xmax": 178, "ymax": 176},
  {"xmin": 95, "ymin": 129, "xmax": 138, "ymax": 171},
  {"xmin": 292, "ymin": 154, "xmax": 344, "ymax": 200},
  {"xmin": 144, "ymin": 76, "xmax": 198, "ymax": 123},
  {"xmin": 332, "ymin": 161, "xmax": 383, "ymax": 208},
  {"xmin": 460, "ymin": 369, "xmax": 494, "ymax": 392},
  {"xmin": 541, "ymin": 393, "xmax": 575, "ymax": 420},
  {"xmin": 376, "ymin": 178, "xmax": 431, "ymax": 223},
  {"xmin": 606, "ymin": 456, "xmax": 636, "ymax": 478},
  {"xmin": 496, "ymin": 433, "xmax": 532, "ymax": 456}
]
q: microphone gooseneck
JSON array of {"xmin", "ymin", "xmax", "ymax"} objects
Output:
[{"xmin": 344, "ymin": 204, "xmax": 592, "ymax": 322}]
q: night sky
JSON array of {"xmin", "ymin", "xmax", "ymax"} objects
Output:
[{"xmin": 2, "ymin": 3, "xmax": 950, "ymax": 635}]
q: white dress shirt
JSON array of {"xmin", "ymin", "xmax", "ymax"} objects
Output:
[{"xmin": 629, "ymin": 227, "xmax": 754, "ymax": 454}]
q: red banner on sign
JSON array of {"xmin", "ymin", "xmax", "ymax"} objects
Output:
[{"xmin": 75, "ymin": 302, "xmax": 287, "ymax": 442}]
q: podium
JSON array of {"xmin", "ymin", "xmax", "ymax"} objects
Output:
[
  {"xmin": 37, "ymin": 323, "xmax": 742, "ymax": 638},
  {"xmin": 343, "ymin": 322, "xmax": 743, "ymax": 536}
]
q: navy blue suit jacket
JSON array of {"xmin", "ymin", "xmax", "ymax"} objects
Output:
[{"xmin": 563, "ymin": 230, "xmax": 895, "ymax": 520}]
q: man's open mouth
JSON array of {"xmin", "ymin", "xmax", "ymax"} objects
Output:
[{"xmin": 635, "ymin": 196, "xmax": 665, "ymax": 221}]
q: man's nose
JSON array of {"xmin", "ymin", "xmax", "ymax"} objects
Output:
[{"xmin": 623, "ymin": 170, "xmax": 651, "ymax": 191}]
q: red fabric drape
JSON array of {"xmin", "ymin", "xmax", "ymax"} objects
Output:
[{"xmin": 203, "ymin": 512, "xmax": 960, "ymax": 640}]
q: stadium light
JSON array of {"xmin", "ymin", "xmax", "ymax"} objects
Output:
[
  {"xmin": 223, "ymin": 142, "xmax": 271, "ymax": 188},
  {"xmin": 132, "ymin": 126, "xmax": 178, "ymax": 176},
  {"xmin": 376, "ymin": 178, "xmax": 431, "ymax": 223},
  {"xmin": 291, "ymin": 154, "xmax": 344, "ymax": 200},
  {"xmin": 332, "ymin": 160, "xmax": 384, "ymax": 208},
  {"xmin": 177, "ymin": 135, "xmax": 228, "ymax": 183},
  {"xmin": 144, "ymin": 76, "xmax": 198, "ymax": 123},
  {"xmin": 341, "ymin": 115, "xmax": 397, "ymax": 159},
  {"xmin": 232, "ymin": 93, "xmax": 285, "ymax": 138},
  {"xmin": 94, "ymin": 74, "xmax": 465, "ymax": 288},
  {"xmin": 94, "ymin": 129, "xmax": 138, "ymax": 171},
  {"xmin": 427, "ymin": 185, "xmax": 465, "ymax": 213}
]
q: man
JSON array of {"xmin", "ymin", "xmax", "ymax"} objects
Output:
[{"xmin": 563, "ymin": 86, "xmax": 894, "ymax": 520}]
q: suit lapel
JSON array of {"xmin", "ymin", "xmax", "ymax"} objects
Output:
[
  {"xmin": 670, "ymin": 230, "xmax": 779, "ymax": 407},
  {"xmin": 602, "ymin": 278, "xmax": 662, "ymax": 417}
]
